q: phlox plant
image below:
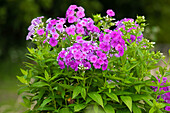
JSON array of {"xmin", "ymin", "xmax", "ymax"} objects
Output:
[{"xmin": 17, "ymin": 5, "xmax": 170, "ymax": 113}]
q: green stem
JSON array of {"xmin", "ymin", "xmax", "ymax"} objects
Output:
[{"xmin": 49, "ymin": 85, "xmax": 57, "ymax": 109}]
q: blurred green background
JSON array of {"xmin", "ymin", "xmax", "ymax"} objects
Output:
[{"xmin": 0, "ymin": 0, "xmax": 169, "ymax": 112}]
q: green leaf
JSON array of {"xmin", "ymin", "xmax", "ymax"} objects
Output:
[
  {"xmin": 40, "ymin": 98, "xmax": 52, "ymax": 108},
  {"xmin": 88, "ymin": 92, "xmax": 104, "ymax": 107},
  {"xmin": 142, "ymin": 97, "xmax": 153, "ymax": 106},
  {"xmin": 17, "ymin": 76, "xmax": 28, "ymax": 84},
  {"xmin": 132, "ymin": 103, "xmax": 141, "ymax": 113},
  {"xmin": 31, "ymin": 81, "xmax": 49, "ymax": 87},
  {"xmin": 74, "ymin": 104, "xmax": 87, "ymax": 112},
  {"xmin": 105, "ymin": 92, "xmax": 119, "ymax": 103},
  {"xmin": 38, "ymin": 107, "xmax": 55, "ymax": 111},
  {"xmin": 58, "ymin": 83, "xmax": 74, "ymax": 90},
  {"xmin": 22, "ymin": 96, "xmax": 31, "ymax": 108},
  {"xmin": 81, "ymin": 88, "xmax": 86, "ymax": 100},
  {"xmin": 49, "ymin": 72, "xmax": 61, "ymax": 81},
  {"xmin": 72, "ymin": 86, "xmax": 82, "ymax": 99},
  {"xmin": 149, "ymin": 106, "xmax": 156, "ymax": 113},
  {"xmin": 134, "ymin": 85, "xmax": 142, "ymax": 93},
  {"xmin": 104, "ymin": 104, "xmax": 115, "ymax": 113},
  {"xmin": 71, "ymin": 76, "xmax": 84, "ymax": 80},
  {"xmin": 120, "ymin": 96, "xmax": 132, "ymax": 112},
  {"xmin": 18, "ymin": 86, "xmax": 29, "ymax": 95},
  {"xmin": 59, "ymin": 108, "xmax": 71, "ymax": 113},
  {"xmin": 35, "ymin": 76, "xmax": 47, "ymax": 81},
  {"xmin": 20, "ymin": 68, "xmax": 28, "ymax": 76},
  {"xmin": 93, "ymin": 104, "xmax": 99, "ymax": 113},
  {"xmin": 45, "ymin": 70, "xmax": 50, "ymax": 81}
]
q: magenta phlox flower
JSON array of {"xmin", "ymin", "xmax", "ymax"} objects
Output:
[
  {"xmin": 74, "ymin": 51, "xmax": 82, "ymax": 60},
  {"xmin": 50, "ymin": 27, "xmax": 56, "ymax": 34},
  {"xmin": 127, "ymin": 35, "xmax": 136, "ymax": 43},
  {"xmin": 92, "ymin": 26, "xmax": 100, "ymax": 33},
  {"xmin": 90, "ymin": 55, "xmax": 98, "ymax": 63},
  {"xmin": 111, "ymin": 38, "xmax": 118, "ymax": 48},
  {"xmin": 66, "ymin": 26, "xmax": 75, "ymax": 35},
  {"xmin": 58, "ymin": 60, "xmax": 65, "ymax": 69},
  {"xmin": 66, "ymin": 9, "xmax": 75, "ymax": 17},
  {"xmin": 165, "ymin": 106, "xmax": 170, "ymax": 111},
  {"xmin": 103, "ymin": 34, "xmax": 111, "ymax": 42},
  {"xmin": 76, "ymin": 23, "xmax": 83, "ymax": 28},
  {"xmin": 76, "ymin": 27, "xmax": 85, "ymax": 34},
  {"xmin": 58, "ymin": 18, "xmax": 66, "ymax": 24},
  {"xmin": 99, "ymin": 33, "xmax": 104, "ymax": 42},
  {"xmin": 68, "ymin": 5, "xmax": 77, "ymax": 10},
  {"xmin": 52, "ymin": 33, "xmax": 59, "ymax": 39},
  {"xmin": 31, "ymin": 17, "xmax": 43, "ymax": 26},
  {"xmin": 106, "ymin": 9, "xmax": 115, "ymax": 17},
  {"xmin": 59, "ymin": 50, "xmax": 66, "ymax": 58},
  {"xmin": 93, "ymin": 62, "xmax": 101, "ymax": 69},
  {"xmin": 76, "ymin": 10, "xmax": 85, "ymax": 18},
  {"xmin": 46, "ymin": 23, "xmax": 53, "ymax": 31},
  {"xmin": 104, "ymin": 29, "xmax": 112, "ymax": 33},
  {"xmin": 102, "ymin": 63, "xmax": 108, "ymax": 71},
  {"xmin": 50, "ymin": 19, "xmax": 57, "ymax": 25},
  {"xmin": 76, "ymin": 36, "xmax": 82, "ymax": 41},
  {"xmin": 99, "ymin": 42, "xmax": 111, "ymax": 52},
  {"xmin": 68, "ymin": 16, "xmax": 77, "ymax": 23},
  {"xmin": 37, "ymin": 29, "xmax": 44, "ymax": 35},
  {"xmin": 115, "ymin": 44, "xmax": 124, "ymax": 56},
  {"xmin": 97, "ymin": 58, "xmax": 104, "ymax": 65},
  {"xmin": 78, "ymin": 6, "xmax": 85, "ymax": 11},
  {"xmin": 49, "ymin": 38, "xmax": 58, "ymax": 47},
  {"xmin": 84, "ymin": 61, "xmax": 91, "ymax": 70},
  {"xmin": 56, "ymin": 23, "xmax": 63, "ymax": 32}
]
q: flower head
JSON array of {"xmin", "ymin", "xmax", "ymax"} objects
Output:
[
  {"xmin": 106, "ymin": 9, "xmax": 115, "ymax": 17},
  {"xmin": 49, "ymin": 38, "xmax": 58, "ymax": 47}
]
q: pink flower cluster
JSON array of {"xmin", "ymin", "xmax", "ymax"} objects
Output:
[
  {"xmin": 26, "ymin": 16, "xmax": 44, "ymax": 40},
  {"xmin": 115, "ymin": 18, "xmax": 143, "ymax": 43},
  {"xmin": 57, "ymin": 42, "xmax": 108, "ymax": 71},
  {"xmin": 99, "ymin": 30, "xmax": 126, "ymax": 57},
  {"xmin": 151, "ymin": 77, "xmax": 170, "ymax": 111}
]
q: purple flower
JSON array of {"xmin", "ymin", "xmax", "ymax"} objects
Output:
[
  {"xmin": 66, "ymin": 26, "xmax": 75, "ymax": 35},
  {"xmin": 58, "ymin": 18, "xmax": 66, "ymax": 24},
  {"xmin": 49, "ymin": 38, "xmax": 58, "ymax": 47},
  {"xmin": 37, "ymin": 29, "xmax": 44, "ymax": 35},
  {"xmin": 68, "ymin": 16, "xmax": 77, "ymax": 23},
  {"xmin": 56, "ymin": 23, "xmax": 63, "ymax": 32},
  {"xmin": 74, "ymin": 51, "xmax": 82, "ymax": 60},
  {"xmin": 46, "ymin": 23, "xmax": 53, "ymax": 31},
  {"xmin": 165, "ymin": 106, "xmax": 170, "ymax": 111},
  {"xmin": 103, "ymin": 34, "xmax": 111, "ymax": 42},
  {"xmin": 52, "ymin": 33, "xmax": 59, "ymax": 39},
  {"xmin": 84, "ymin": 62, "xmax": 91, "ymax": 70},
  {"xmin": 68, "ymin": 5, "xmax": 77, "ymax": 10},
  {"xmin": 99, "ymin": 42, "xmax": 111, "ymax": 52},
  {"xmin": 66, "ymin": 9, "xmax": 75, "ymax": 17},
  {"xmin": 76, "ymin": 27, "xmax": 85, "ymax": 34},
  {"xmin": 76, "ymin": 36, "xmax": 82, "ymax": 41},
  {"xmin": 102, "ymin": 63, "xmax": 108, "ymax": 71},
  {"xmin": 50, "ymin": 19, "xmax": 57, "ymax": 25},
  {"xmin": 115, "ymin": 44, "xmax": 124, "ymax": 56},
  {"xmin": 58, "ymin": 60, "xmax": 65, "ymax": 69},
  {"xmin": 106, "ymin": 9, "xmax": 115, "ymax": 17},
  {"xmin": 50, "ymin": 27, "xmax": 56, "ymax": 34},
  {"xmin": 76, "ymin": 10, "xmax": 85, "ymax": 18},
  {"xmin": 97, "ymin": 58, "xmax": 104, "ymax": 65},
  {"xmin": 100, "ymin": 53, "xmax": 107, "ymax": 60},
  {"xmin": 93, "ymin": 62, "xmax": 101, "ymax": 69},
  {"xmin": 90, "ymin": 55, "xmax": 98, "ymax": 63}
]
